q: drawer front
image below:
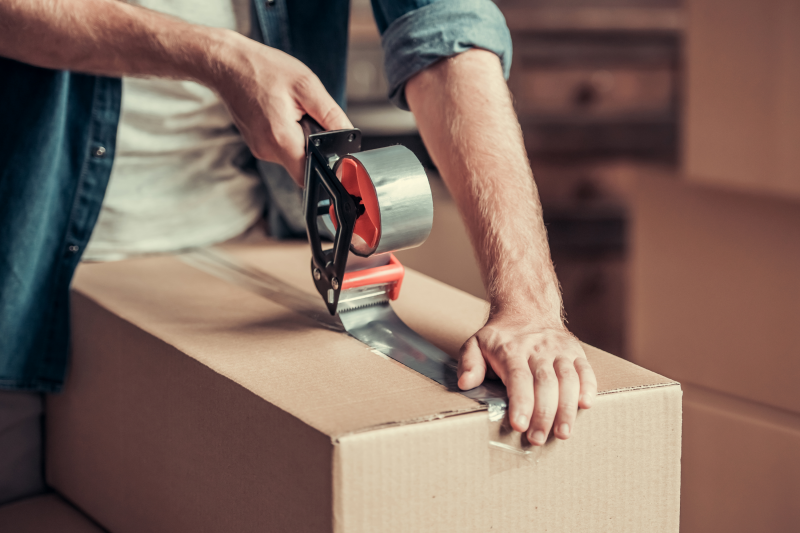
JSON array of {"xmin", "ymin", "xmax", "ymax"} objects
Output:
[{"xmin": 511, "ymin": 66, "xmax": 674, "ymax": 119}]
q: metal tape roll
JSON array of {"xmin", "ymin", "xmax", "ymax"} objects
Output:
[{"xmin": 335, "ymin": 145, "xmax": 433, "ymax": 257}]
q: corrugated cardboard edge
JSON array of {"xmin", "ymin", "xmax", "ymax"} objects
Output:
[
  {"xmin": 332, "ymin": 380, "xmax": 682, "ymax": 441},
  {"xmin": 597, "ymin": 380, "xmax": 680, "ymax": 397}
]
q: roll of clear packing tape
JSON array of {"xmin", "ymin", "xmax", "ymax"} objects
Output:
[{"xmin": 329, "ymin": 145, "xmax": 434, "ymax": 257}]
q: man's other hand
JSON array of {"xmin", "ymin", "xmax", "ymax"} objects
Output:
[
  {"xmin": 457, "ymin": 315, "xmax": 597, "ymax": 446},
  {"xmin": 208, "ymin": 33, "xmax": 352, "ymax": 186},
  {"xmin": 406, "ymin": 50, "xmax": 598, "ymax": 447}
]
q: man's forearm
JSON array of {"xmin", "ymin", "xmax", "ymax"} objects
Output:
[
  {"xmin": 0, "ymin": 0, "xmax": 227, "ymax": 86},
  {"xmin": 407, "ymin": 49, "xmax": 595, "ymax": 445},
  {"xmin": 406, "ymin": 49, "xmax": 562, "ymax": 325}
]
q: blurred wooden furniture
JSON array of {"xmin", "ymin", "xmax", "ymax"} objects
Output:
[
  {"xmin": 346, "ymin": 0, "xmax": 683, "ymax": 357},
  {"xmin": 499, "ymin": 0, "xmax": 681, "ymax": 161},
  {"xmin": 497, "ymin": 0, "xmax": 682, "ymax": 356}
]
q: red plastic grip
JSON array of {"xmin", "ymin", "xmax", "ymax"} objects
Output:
[
  {"xmin": 328, "ymin": 157, "xmax": 381, "ymax": 253},
  {"xmin": 341, "ymin": 253, "xmax": 404, "ymax": 300}
]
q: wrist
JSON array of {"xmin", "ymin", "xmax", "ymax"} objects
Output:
[{"xmin": 489, "ymin": 287, "xmax": 564, "ymax": 329}]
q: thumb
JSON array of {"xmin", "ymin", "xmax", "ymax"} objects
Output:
[{"xmin": 458, "ymin": 336, "xmax": 487, "ymax": 390}]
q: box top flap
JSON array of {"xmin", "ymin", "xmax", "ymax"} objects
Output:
[{"xmin": 73, "ymin": 238, "xmax": 675, "ymax": 438}]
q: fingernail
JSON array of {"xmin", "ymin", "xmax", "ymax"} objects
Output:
[
  {"xmin": 560, "ymin": 423, "xmax": 571, "ymax": 437},
  {"xmin": 515, "ymin": 415, "xmax": 528, "ymax": 431},
  {"xmin": 531, "ymin": 430, "xmax": 546, "ymax": 445}
]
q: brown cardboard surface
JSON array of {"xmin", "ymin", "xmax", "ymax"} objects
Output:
[
  {"xmin": 681, "ymin": 385, "xmax": 800, "ymax": 533},
  {"xmin": 630, "ymin": 174, "xmax": 800, "ymax": 412},
  {"xmin": 221, "ymin": 239, "xmax": 674, "ymax": 394},
  {"xmin": 684, "ymin": 0, "xmax": 800, "ymax": 199},
  {"xmin": 66, "ymin": 251, "xmax": 479, "ymax": 437},
  {"xmin": 49, "ymin": 292, "xmax": 335, "ymax": 533},
  {"xmin": 0, "ymin": 494, "xmax": 106, "ymax": 533},
  {"xmin": 334, "ymin": 386, "xmax": 681, "ymax": 533},
  {"xmin": 48, "ymin": 239, "xmax": 681, "ymax": 532}
]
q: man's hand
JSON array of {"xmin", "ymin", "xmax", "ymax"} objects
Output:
[
  {"xmin": 0, "ymin": 0, "xmax": 350, "ymax": 185},
  {"xmin": 208, "ymin": 35, "xmax": 352, "ymax": 184},
  {"xmin": 406, "ymin": 49, "xmax": 598, "ymax": 444},
  {"xmin": 458, "ymin": 316, "xmax": 596, "ymax": 445}
]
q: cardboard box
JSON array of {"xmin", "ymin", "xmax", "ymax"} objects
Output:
[
  {"xmin": 683, "ymin": 0, "xmax": 800, "ymax": 199},
  {"xmin": 47, "ymin": 239, "xmax": 681, "ymax": 533},
  {"xmin": 630, "ymin": 174, "xmax": 800, "ymax": 413},
  {"xmin": 681, "ymin": 385, "xmax": 800, "ymax": 533},
  {"xmin": 0, "ymin": 494, "xmax": 105, "ymax": 533}
]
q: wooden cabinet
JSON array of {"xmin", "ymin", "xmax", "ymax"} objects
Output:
[
  {"xmin": 506, "ymin": 26, "xmax": 680, "ymax": 160},
  {"xmin": 514, "ymin": 66, "xmax": 674, "ymax": 119}
]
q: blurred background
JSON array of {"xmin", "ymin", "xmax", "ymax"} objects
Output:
[
  {"xmin": 348, "ymin": 0, "xmax": 683, "ymax": 357},
  {"xmin": 347, "ymin": 0, "xmax": 799, "ymax": 531}
]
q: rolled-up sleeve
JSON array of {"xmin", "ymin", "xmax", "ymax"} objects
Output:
[{"xmin": 372, "ymin": 0, "xmax": 513, "ymax": 110}]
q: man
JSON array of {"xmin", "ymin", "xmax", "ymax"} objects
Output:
[{"xmin": 0, "ymin": 0, "xmax": 596, "ymax": 505}]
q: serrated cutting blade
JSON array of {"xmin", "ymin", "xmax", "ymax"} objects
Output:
[{"xmin": 336, "ymin": 283, "xmax": 392, "ymax": 313}]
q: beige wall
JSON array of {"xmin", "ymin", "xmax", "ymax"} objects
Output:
[{"xmin": 684, "ymin": 0, "xmax": 800, "ymax": 198}]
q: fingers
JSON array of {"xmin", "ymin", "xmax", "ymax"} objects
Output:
[
  {"xmin": 255, "ymin": 71, "xmax": 353, "ymax": 186},
  {"xmin": 272, "ymin": 120, "xmax": 306, "ymax": 186},
  {"xmin": 552, "ymin": 357, "xmax": 580, "ymax": 440},
  {"xmin": 294, "ymin": 73, "xmax": 353, "ymax": 131},
  {"xmin": 574, "ymin": 356, "xmax": 597, "ymax": 409},
  {"xmin": 501, "ymin": 359, "xmax": 534, "ymax": 433},
  {"xmin": 282, "ymin": 74, "xmax": 351, "ymax": 185},
  {"xmin": 457, "ymin": 336, "xmax": 487, "ymax": 391},
  {"xmin": 462, "ymin": 325, "xmax": 594, "ymax": 447},
  {"xmin": 528, "ymin": 358, "xmax": 558, "ymax": 445}
]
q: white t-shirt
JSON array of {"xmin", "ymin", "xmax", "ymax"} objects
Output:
[{"xmin": 83, "ymin": 0, "xmax": 266, "ymax": 261}]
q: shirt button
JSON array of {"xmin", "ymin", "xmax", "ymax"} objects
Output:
[
  {"xmin": 93, "ymin": 146, "xmax": 106, "ymax": 158},
  {"xmin": 68, "ymin": 245, "xmax": 80, "ymax": 254}
]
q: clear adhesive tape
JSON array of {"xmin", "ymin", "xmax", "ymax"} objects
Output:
[{"xmin": 333, "ymin": 145, "xmax": 434, "ymax": 257}]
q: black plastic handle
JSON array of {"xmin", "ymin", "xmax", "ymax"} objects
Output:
[
  {"xmin": 301, "ymin": 115, "xmax": 363, "ymax": 315},
  {"xmin": 300, "ymin": 114, "xmax": 324, "ymax": 140}
]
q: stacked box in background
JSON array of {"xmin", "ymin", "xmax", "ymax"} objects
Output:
[
  {"xmin": 630, "ymin": 1, "xmax": 800, "ymax": 531},
  {"xmin": 630, "ymin": 176, "xmax": 800, "ymax": 532}
]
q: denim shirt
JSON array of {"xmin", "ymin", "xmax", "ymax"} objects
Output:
[{"xmin": 0, "ymin": 0, "xmax": 511, "ymax": 392}]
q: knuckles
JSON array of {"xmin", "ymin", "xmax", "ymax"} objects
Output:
[
  {"xmin": 554, "ymin": 362, "xmax": 578, "ymax": 380},
  {"xmin": 506, "ymin": 367, "xmax": 532, "ymax": 384},
  {"xmin": 533, "ymin": 406, "xmax": 555, "ymax": 422},
  {"xmin": 292, "ymin": 71, "xmax": 320, "ymax": 97},
  {"xmin": 533, "ymin": 365, "xmax": 556, "ymax": 383}
]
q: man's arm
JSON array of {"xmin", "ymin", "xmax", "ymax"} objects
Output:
[
  {"xmin": 406, "ymin": 49, "xmax": 597, "ymax": 445},
  {"xmin": 0, "ymin": 0, "xmax": 350, "ymax": 182}
]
